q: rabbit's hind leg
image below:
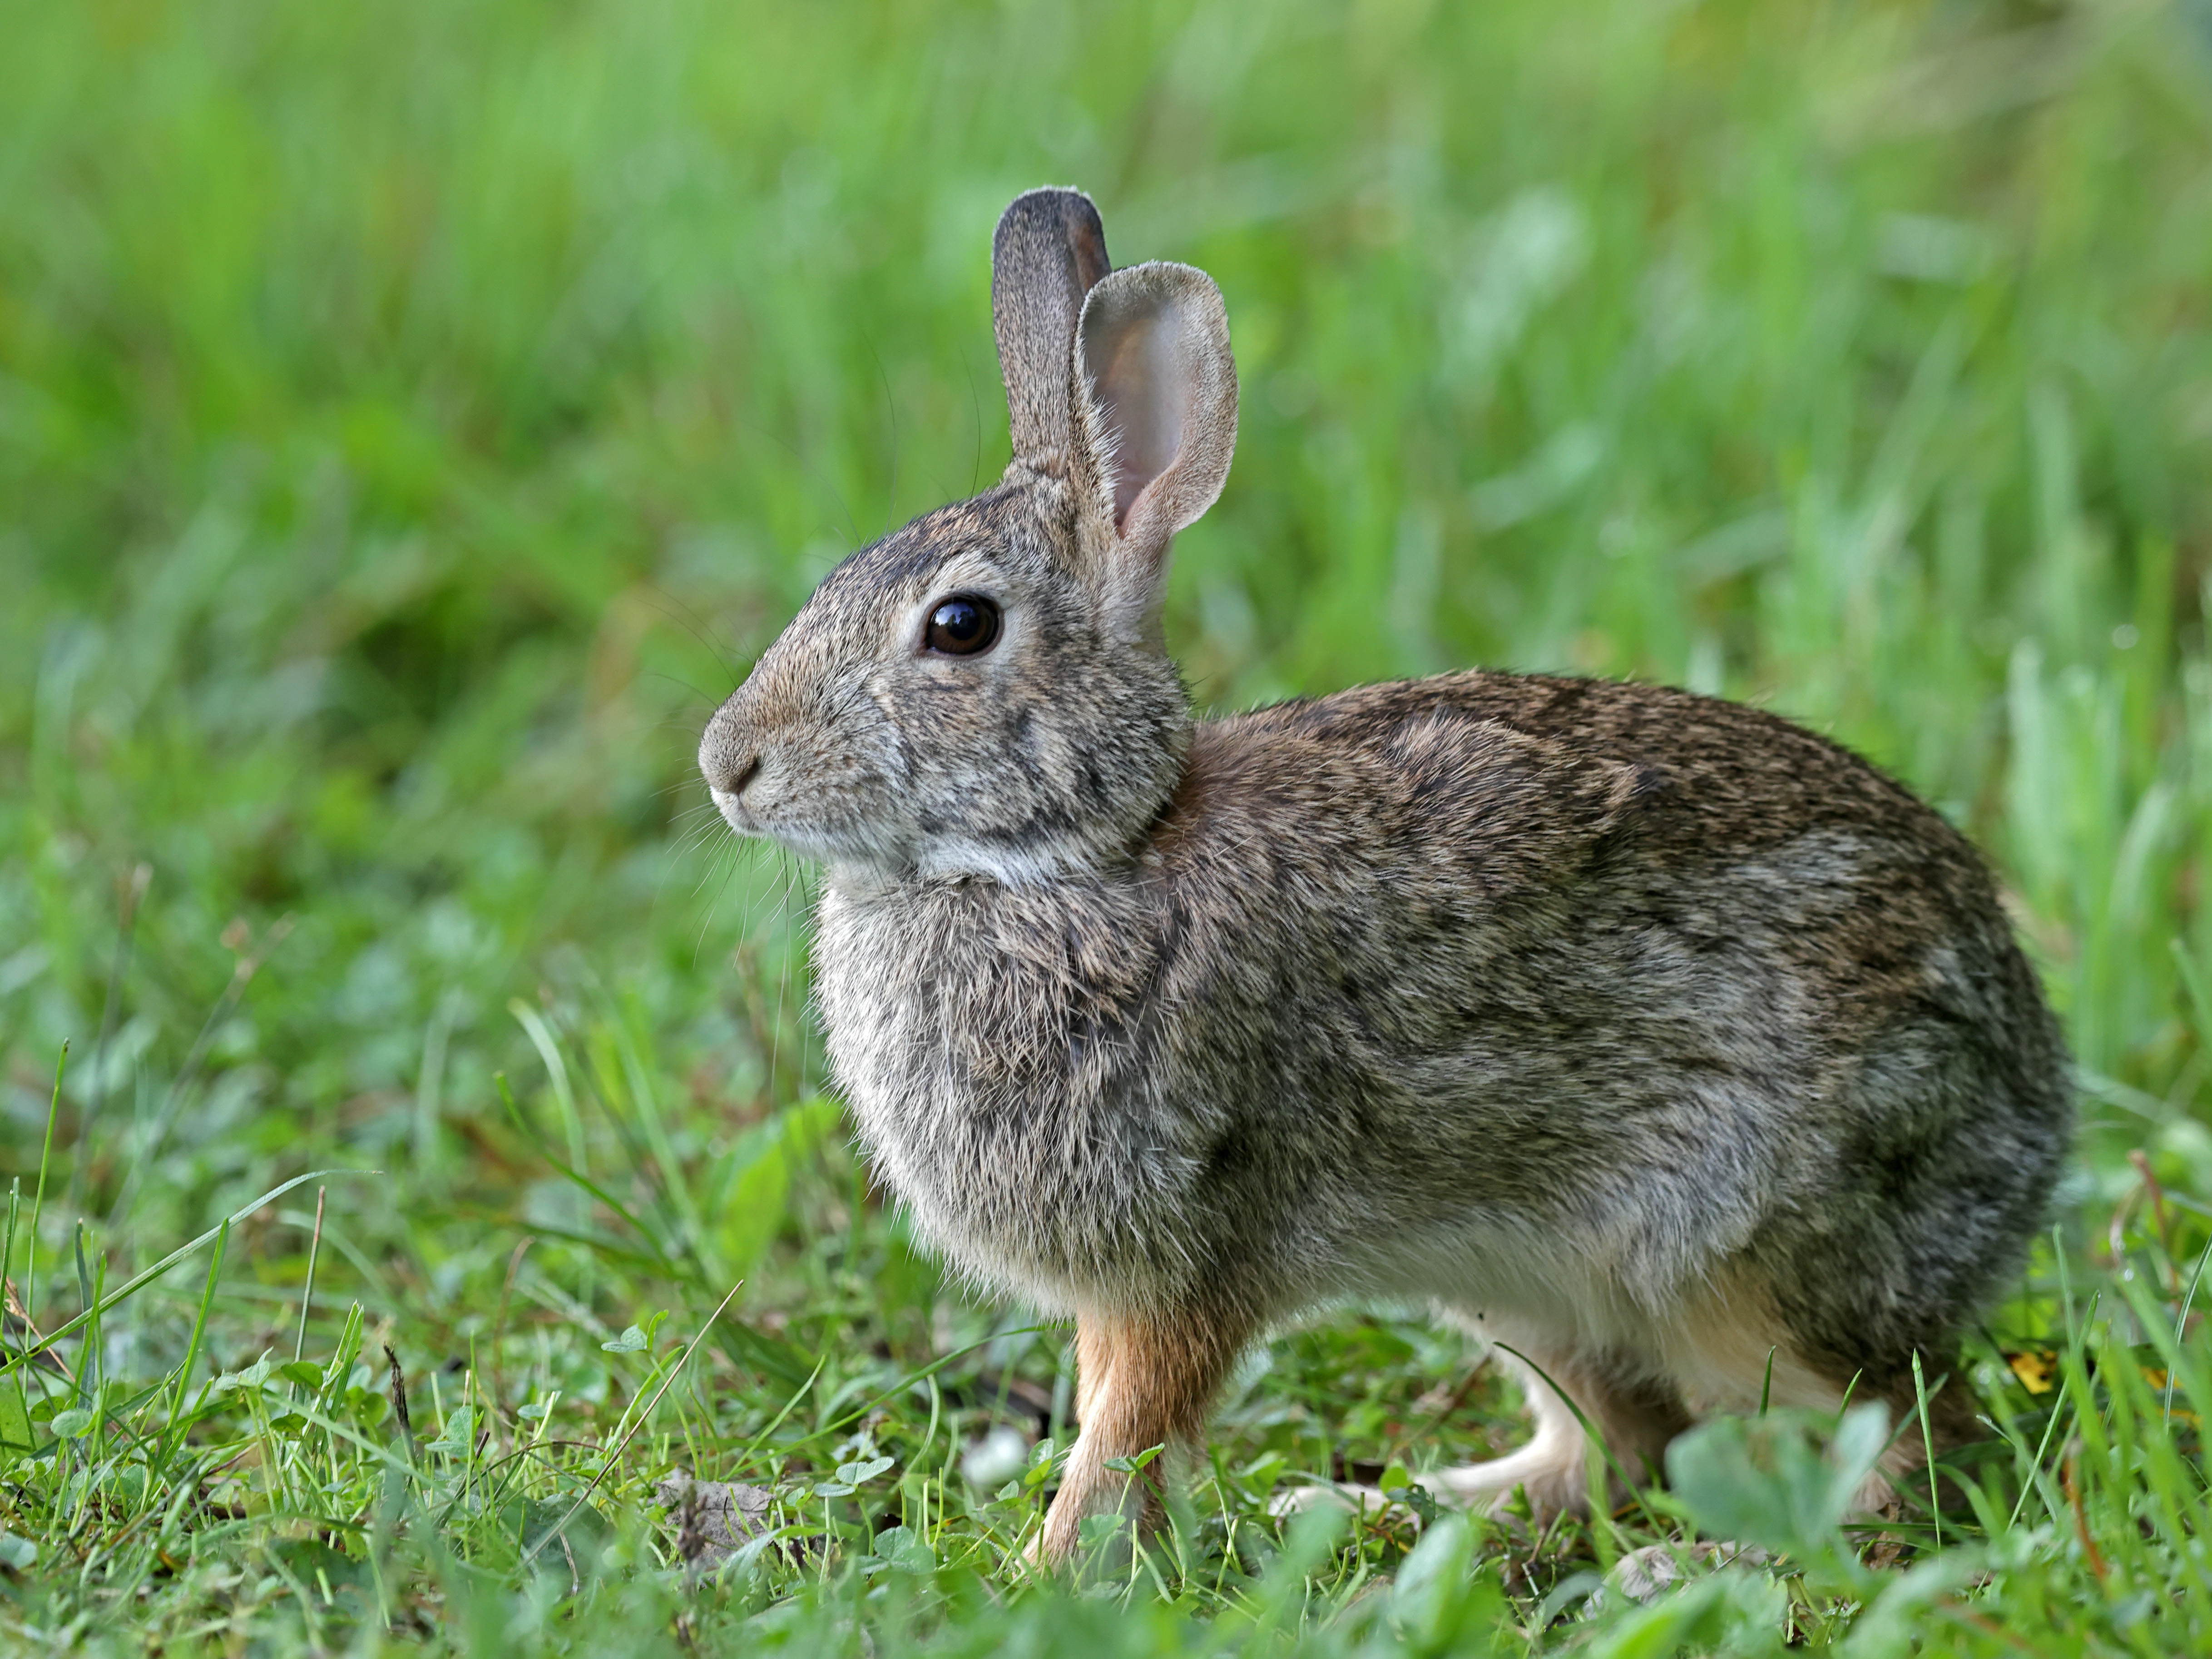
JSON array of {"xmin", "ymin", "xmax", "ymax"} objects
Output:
[
  {"xmin": 1659, "ymin": 1274, "xmax": 1867, "ymax": 1421},
  {"xmin": 1428, "ymin": 1341, "xmax": 1688, "ymax": 1526},
  {"xmin": 1037, "ymin": 1304, "xmax": 1248, "ymax": 1565},
  {"xmin": 1657, "ymin": 1276, "xmax": 1972, "ymax": 1513}
]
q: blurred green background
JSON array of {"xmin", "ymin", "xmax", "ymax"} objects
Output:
[{"xmin": 5, "ymin": 0, "xmax": 2212, "ymax": 1455}]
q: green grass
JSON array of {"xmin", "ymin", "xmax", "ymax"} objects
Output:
[{"xmin": 4, "ymin": 0, "xmax": 2212, "ymax": 1650}]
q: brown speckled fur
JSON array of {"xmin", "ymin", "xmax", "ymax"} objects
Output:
[{"xmin": 699, "ymin": 189, "xmax": 2072, "ymax": 1560}]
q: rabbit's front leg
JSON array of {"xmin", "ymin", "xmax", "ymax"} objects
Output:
[{"xmin": 1037, "ymin": 1307, "xmax": 1246, "ymax": 1565}]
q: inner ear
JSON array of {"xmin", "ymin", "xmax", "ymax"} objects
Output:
[
  {"xmin": 1084, "ymin": 296, "xmax": 1191, "ymax": 531},
  {"xmin": 1069, "ymin": 262, "xmax": 1237, "ymax": 587}
]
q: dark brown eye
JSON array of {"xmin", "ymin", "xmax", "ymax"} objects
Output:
[{"xmin": 924, "ymin": 594, "xmax": 1001, "ymax": 656}]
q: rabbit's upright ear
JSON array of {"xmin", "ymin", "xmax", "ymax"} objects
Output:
[
  {"xmin": 1071, "ymin": 262, "xmax": 1238, "ymax": 619},
  {"xmin": 992, "ymin": 188, "xmax": 1113, "ymax": 475}
]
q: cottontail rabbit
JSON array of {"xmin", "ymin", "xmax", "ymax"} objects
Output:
[{"xmin": 699, "ymin": 188, "xmax": 2071, "ymax": 1562}]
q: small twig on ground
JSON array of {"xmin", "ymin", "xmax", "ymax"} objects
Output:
[
  {"xmin": 385, "ymin": 1344, "xmax": 415, "ymax": 1457},
  {"xmin": 2, "ymin": 1280, "xmax": 70, "ymax": 1379},
  {"xmin": 2127, "ymin": 1150, "xmax": 2182, "ymax": 1294}
]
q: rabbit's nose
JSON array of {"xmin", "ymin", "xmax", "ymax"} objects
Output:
[
  {"xmin": 708, "ymin": 753, "xmax": 761, "ymax": 798},
  {"xmin": 705, "ymin": 753, "xmax": 763, "ymax": 836}
]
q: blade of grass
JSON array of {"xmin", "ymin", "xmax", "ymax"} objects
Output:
[
  {"xmin": 0, "ymin": 1169, "xmax": 374, "ymax": 1384},
  {"xmin": 153, "ymin": 1217, "xmax": 228, "ymax": 1479},
  {"xmin": 292, "ymin": 1185, "xmax": 325, "ymax": 1367},
  {"xmin": 2163, "ymin": 1231, "xmax": 2212, "ymax": 1424},
  {"xmin": 1832, "ymin": 1367, "xmax": 1865, "ymax": 1430},
  {"xmin": 736, "ymin": 1355, "xmax": 827, "ymax": 1469},
  {"xmin": 590, "ymin": 987, "xmax": 717, "ymax": 1279},
  {"xmin": 2108, "ymin": 1275, "xmax": 2210, "ymax": 1590},
  {"xmin": 73, "ymin": 863, "xmax": 150, "ymax": 1219},
  {"xmin": 509, "ymin": 1003, "xmax": 587, "ymax": 1176},
  {"xmin": 2170, "ymin": 937, "xmax": 2212, "ymax": 1043},
  {"xmin": 495, "ymin": 1074, "xmax": 683, "ymax": 1277},
  {"xmin": 1495, "ymin": 1342, "xmax": 1669, "ymax": 1542},
  {"xmin": 1, "ymin": 1181, "xmax": 18, "ymax": 1367},
  {"xmin": 112, "ymin": 918, "xmax": 293, "ymax": 1225},
  {"xmin": 1912, "ymin": 1350, "xmax": 1941, "ymax": 1550},
  {"xmin": 27, "ymin": 1041, "xmax": 65, "ymax": 1331},
  {"xmin": 765, "ymin": 1325, "xmax": 1063, "ymax": 1464},
  {"xmin": 2005, "ymin": 1390, "xmax": 2075, "ymax": 1534}
]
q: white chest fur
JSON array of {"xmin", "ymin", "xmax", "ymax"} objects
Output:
[
  {"xmin": 808, "ymin": 872, "xmax": 1212, "ymax": 1312},
  {"xmin": 810, "ymin": 881, "xmax": 935, "ymax": 1208}
]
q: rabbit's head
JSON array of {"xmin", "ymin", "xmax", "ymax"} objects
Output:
[{"xmin": 699, "ymin": 189, "xmax": 1238, "ymax": 883}]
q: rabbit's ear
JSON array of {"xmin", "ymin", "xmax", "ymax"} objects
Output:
[
  {"xmin": 1072, "ymin": 261, "xmax": 1238, "ymax": 607},
  {"xmin": 992, "ymin": 188, "xmax": 1113, "ymax": 472}
]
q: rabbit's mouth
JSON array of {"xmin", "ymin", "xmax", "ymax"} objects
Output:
[
  {"xmin": 709, "ymin": 785, "xmax": 759, "ymax": 837},
  {"xmin": 710, "ymin": 776, "xmax": 901, "ymax": 871}
]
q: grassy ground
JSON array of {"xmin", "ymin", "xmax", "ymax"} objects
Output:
[{"xmin": 5, "ymin": 0, "xmax": 2212, "ymax": 1651}]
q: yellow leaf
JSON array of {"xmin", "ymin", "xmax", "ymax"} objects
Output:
[{"xmin": 2007, "ymin": 1350, "xmax": 2056, "ymax": 1395}]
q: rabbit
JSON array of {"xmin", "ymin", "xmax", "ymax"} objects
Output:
[{"xmin": 697, "ymin": 187, "xmax": 2073, "ymax": 1564}]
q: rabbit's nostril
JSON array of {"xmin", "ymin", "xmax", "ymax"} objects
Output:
[{"xmin": 730, "ymin": 755, "xmax": 762, "ymax": 796}]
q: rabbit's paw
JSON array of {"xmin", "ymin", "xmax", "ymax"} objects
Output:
[{"xmin": 1429, "ymin": 1451, "xmax": 1591, "ymax": 1530}]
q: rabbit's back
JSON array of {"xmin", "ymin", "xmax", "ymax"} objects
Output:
[{"xmin": 817, "ymin": 669, "xmax": 2069, "ymax": 1391}]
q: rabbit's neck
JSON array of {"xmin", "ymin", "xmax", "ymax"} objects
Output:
[{"xmin": 902, "ymin": 836, "xmax": 1138, "ymax": 890}]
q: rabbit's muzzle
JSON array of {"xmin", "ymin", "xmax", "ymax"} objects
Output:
[
  {"xmin": 705, "ymin": 756, "xmax": 762, "ymax": 836},
  {"xmin": 698, "ymin": 665, "xmax": 916, "ymax": 871}
]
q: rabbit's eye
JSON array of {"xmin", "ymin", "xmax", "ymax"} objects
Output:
[{"xmin": 924, "ymin": 594, "xmax": 1001, "ymax": 657}]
